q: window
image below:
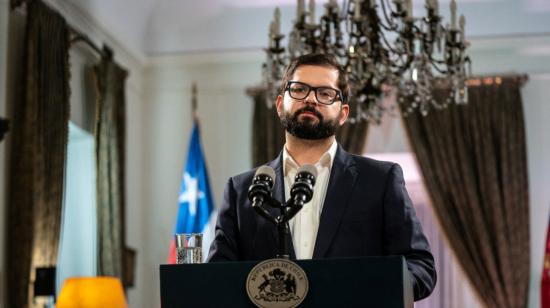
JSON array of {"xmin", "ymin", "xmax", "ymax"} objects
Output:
[{"xmin": 56, "ymin": 122, "xmax": 97, "ymax": 294}]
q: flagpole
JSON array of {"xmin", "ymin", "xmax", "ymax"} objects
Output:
[
  {"xmin": 168, "ymin": 81, "xmax": 216, "ymax": 264},
  {"xmin": 191, "ymin": 82, "xmax": 198, "ymax": 124}
]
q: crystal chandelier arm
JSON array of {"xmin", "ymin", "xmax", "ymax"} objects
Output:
[
  {"xmin": 379, "ymin": 0, "xmax": 403, "ymax": 31},
  {"xmin": 428, "ymin": 53, "xmax": 450, "ymax": 66},
  {"xmin": 465, "ymin": 56, "xmax": 472, "ymax": 75},
  {"xmin": 430, "ymin": 45, "xmax": 458, "ymax": 72},
  {"xmin": 344, "ymin": 1, "xmax": 355, "ymax": 37},
  {"xmin": 397, "ymin": 54, "xmax": 415, "ymax": 75},
  {"xmin": 333, "ymin": 19, "xmax": 346, "ymax": 50},
  {"xmin": 431, "ymin": 52, "xmax": 467, "ymax": 76},
  {"xmin": 382, "ymin": 38, "xmax": 414, "ymax": 75},
  {"xmin": 340, "ymin": 0, "xmax": 351, "ymax": 19},
  {"xmin": 379, "ymin": 31, "xmax": 408, "ymax": 57},
  {"xmin": 429, "ymin": 59, "xmax": 451, "ymax": 74}
]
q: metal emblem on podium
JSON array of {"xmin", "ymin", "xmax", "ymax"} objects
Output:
[{"xmin": 246, "ymin": 258, "xmax": 309, "ymax": 308}]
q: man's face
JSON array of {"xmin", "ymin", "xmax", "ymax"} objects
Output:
[{"xmin": 276, "ymin": 65, "xmax": 349, "ymax": 140}]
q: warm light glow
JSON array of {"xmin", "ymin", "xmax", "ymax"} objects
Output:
[
  {"xmin": 57, "ymin": 277, "xmax": 127, "ymax": 308},
  {"xmin": 483, "ymin": 77, "xmax": 494, "ymax": 85}
]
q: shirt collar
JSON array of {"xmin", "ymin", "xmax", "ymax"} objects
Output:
[{"xmin": 283, "ymin": 141, "xmax": 338, "ymax": 176}]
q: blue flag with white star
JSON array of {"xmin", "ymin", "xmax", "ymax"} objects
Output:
[{"xmin": 168, "ymin": 122, "xmax": 216, "ymax": 263}]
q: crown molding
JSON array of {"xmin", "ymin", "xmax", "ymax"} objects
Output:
[
  {"xmin": 43, "ymin": 0, "xmax": 149, "ymax": 68},
  {"xmin": 469, "ymin": 32, "xmax": 550, "ymax": 51},
  {"xmin": 148, "ymin": 48, "xmax": 264, "ymax": 68}
]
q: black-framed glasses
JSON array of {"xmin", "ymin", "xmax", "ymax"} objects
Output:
[{"xmin": 285, "ymin": 81, "xmax": 342, "ymax": 105}]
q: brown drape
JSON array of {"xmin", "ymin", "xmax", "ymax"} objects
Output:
[
  {"xmin": 249, "ymin": 87, "xmax": 285, "ymax": 167},
  {"xmin": 402, "ymin": 76, "xmax": 530, "ymax": 308},
  {"xmin": 7, "ymin": 1, "xmax": 70, "ymax": 307},
  {"xmin": 93, "ymin": 56, "xmax": 129, "ymax": 284},
  {"xmin": 249, "ymin": 87, "xmax": 368, "ymax": 166}
]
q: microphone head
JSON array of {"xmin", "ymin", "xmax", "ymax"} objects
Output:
[
  {"xmin": 254, "ymin": 165, "xmax": 276, "ymax": 186},
  {"xmin": 290, "ymin": 164, "xmax": 317, "ymax": 205},
  {"xmin": 297, "ymin": 164, "xmax": 317, "ymax": 179}
]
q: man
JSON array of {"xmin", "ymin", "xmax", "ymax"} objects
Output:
[{"xmin": 208, "ymin": 53, "xmax": 436, "ymax": 300}]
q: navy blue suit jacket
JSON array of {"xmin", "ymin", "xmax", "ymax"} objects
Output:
[{"xmin": 208, "ymin": 145, "xmax": 436, "ymax": 300}]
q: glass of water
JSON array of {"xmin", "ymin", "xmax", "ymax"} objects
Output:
[{"xmin": 175, "ymin": 233, "xmax": 203, "ymax": 264}]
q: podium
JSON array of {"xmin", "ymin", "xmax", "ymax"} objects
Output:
[{"xmin": 160, "ymin": 256, "xmax": 413, "ymax": 308}]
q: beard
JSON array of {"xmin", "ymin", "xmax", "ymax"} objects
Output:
[{"xmin": 280, "ymin": 105, "xmax": 341, "ymax": 140}]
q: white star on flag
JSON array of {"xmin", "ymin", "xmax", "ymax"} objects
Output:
[{"xmin": 178, "ymin": 172, "xmax": 205, "ymax": 216}]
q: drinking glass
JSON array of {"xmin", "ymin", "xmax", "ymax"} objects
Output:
[{"xmin": 175, "ymin": 233, "xmax": 203, "ymax": 264}]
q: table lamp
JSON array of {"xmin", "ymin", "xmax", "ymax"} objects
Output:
[{"xmin": 57, "ymin": 277, "xmax": 127, "ymax": 308}]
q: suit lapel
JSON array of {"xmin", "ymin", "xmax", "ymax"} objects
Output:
[
  {"xmin": 268, "ymin": 155, "xmax": 284, "ymax": 221},
  {"xmin": 267, "ymin": 153, "xmax": 296, "ymax": 259},
  {"xmin": 313, "ymin": 146, "xmax": 357, "ymax": 258}
]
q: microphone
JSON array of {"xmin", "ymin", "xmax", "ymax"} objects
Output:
[
  {"xmin": 248, "ymin": 166, "xmax": 277, "ymax": 223},
  {"xmin": 284, "ymin": 164, "xmax": 317, "ymax": 221}
]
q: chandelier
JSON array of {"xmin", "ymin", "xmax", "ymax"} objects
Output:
[{"xmin": 262, "ymin": 0, "xmax": 471, "ymax": 123}]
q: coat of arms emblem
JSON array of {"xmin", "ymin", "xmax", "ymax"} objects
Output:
[{"xmin": 246, "ymin": 259, "xmax": 308, "ymax": 308}]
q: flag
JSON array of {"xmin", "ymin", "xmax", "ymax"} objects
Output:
[
  {"xmin": 168, "ymin": 122, "xmax": 217, "ymax": 264},
  {"xmin": 543, "ymin": 210, "xmax": 550, "ymax": 307}
]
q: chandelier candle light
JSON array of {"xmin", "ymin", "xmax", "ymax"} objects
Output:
[{"xmin": 263, "ymin": 0, "xmax": 471, "ymax": 123}]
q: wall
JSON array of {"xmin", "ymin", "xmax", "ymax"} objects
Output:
[{"xmin": 523, "ymin": 74, "xmax": 550, "ymax": 308}]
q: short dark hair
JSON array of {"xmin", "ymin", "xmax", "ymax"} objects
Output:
[{"xmin": 279, "ymin": 53, "xmax": 350, "ymax": 104}]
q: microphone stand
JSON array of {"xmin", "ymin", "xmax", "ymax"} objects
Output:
[
  {"xmin": 256, "ymin": 198, "xmax": 302, "ymax": 260},
  {"xmin": 256, "ymin": 198, "xmax": 291, "ymax": 259},
  {"xmin": 276, "ymin": 217, "xmax": 291, "ymax": 259}
]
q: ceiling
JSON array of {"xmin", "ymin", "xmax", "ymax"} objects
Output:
[{"xmin": 62, "ymin": 0, "xmax": 550, "ymax": 56}]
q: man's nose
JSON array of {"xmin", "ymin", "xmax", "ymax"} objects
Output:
[{"xmin": 304, "ymin": 89, "xmax": 318, "ymax": 105}]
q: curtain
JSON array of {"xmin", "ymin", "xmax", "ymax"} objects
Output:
[
  {"xmin": 249, "ymin": 87, "xmax": 369, "ymax": 166},
  {"xmin": 7, "ymin": 1, "xmax": 70, "ymax": 307},
  {"xmin": 93, "ymin": 56, "xmax": 129, "ymax": 284},
  {"xmin": 402, "ymin": 76, "xmax": 530, "ymax": 308},
  {"xmin": 249, "ymin": 87, "xmax": 285, "ymax": 167}
]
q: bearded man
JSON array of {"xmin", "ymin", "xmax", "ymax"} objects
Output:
[{"xmin": 207, "ymin": 53, "xmax": 436, "ymax": 301}]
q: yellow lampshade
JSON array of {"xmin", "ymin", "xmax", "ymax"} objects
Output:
[{"xmin": 57, "ymin": 277, "xmax": 128, "ymax": 308}]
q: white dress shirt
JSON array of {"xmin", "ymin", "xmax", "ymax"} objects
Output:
[{"xmin": 283, "ymin": 141, "xmax": 337, "ymax": 259}]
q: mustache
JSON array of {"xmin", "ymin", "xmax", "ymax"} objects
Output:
[{"xmin": 294, "ymin": 106, "xmax": 323, "ymax": 120}]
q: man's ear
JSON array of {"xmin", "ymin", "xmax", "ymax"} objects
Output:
[
  {"xmin": 339, "ymin": 103, "xmax": 350, "ymax": 125},
  {"xmin": 276, "ymin": 95, "xmax": 284, "ymax": 116}
]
